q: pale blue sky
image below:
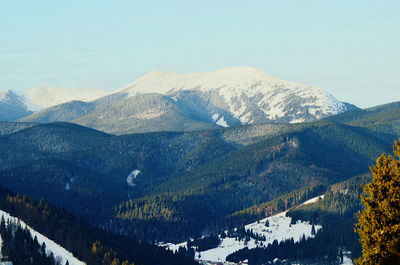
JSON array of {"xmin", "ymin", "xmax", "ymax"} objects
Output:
[{"xmin": 1, "ymin": 0, "xmax": 399, "ymax": 108}]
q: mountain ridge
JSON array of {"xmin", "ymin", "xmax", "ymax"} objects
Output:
[
  {"xmin": 115, "ymin": 66, "xmax": 354, "ymax": 124},
  {"xmin": 18, "ymin": 67, "xmax": 358, "ymax": 134}
]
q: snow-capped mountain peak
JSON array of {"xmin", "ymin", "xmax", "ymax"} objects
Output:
[
  {"xmin": 116, "ymin": 66, "xmax": 354, "ymax": 125},
  {"xmin": 5, "ymin": 67, "xmax": 356, "ymax": 132},
  {"xmin": 119, "ymin": 66, "xmax": 278, "ymax": 95}
]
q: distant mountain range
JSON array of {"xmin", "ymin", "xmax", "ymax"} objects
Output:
[
  {"xmin": 26, "ymin": 85, "xmax": 109, "ymax": 108},
  {"xmin": 3, "ymin": 67, "xmax": 357, "ymax": 134},
  {"xmin": 0, "ymin": 86, "xmax": 108, "ymax": 121}
]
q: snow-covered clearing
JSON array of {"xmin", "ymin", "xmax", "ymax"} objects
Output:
[
  {"xmin": 0, "ymin": 209, "xmax": 85, "ymax": 265},
  {"xmin": 197, "ymin": 211, "xmax": 321, "ymax": 262},
  {"xmin": 162, "ymin": 195, "xmax": 326, "ymax": 263},
  {"xmin": 342, "ymin": 255, "xmax": 354, "ymax": 265}
]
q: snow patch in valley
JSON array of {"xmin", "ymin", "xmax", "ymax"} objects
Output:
[
  {"xmin": 159, "ymin": 242, "xmax": 188, "ymax": 253},
  {"xmin": 216, "ymin": 116, "xmax": 229, "ymax": 127},
  {"xmin": 127, "ymin": 169, "xmax": 141, "ymax": 187},
  {"xmin": 64, "ymin": 178, "xmax": 74, "ymax": 191},
  {"xmin": 212, "ymin": 113, "xmax": 219, "ymax": 122},
  {"xmin": 0, "ymin": 209, "xmax": 85, "ymax": 265},
  {"xmin": 342, "ymin": 255, "xmax": 354, "ymax": 265}
]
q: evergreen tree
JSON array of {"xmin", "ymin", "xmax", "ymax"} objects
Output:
[
  {"xmin": 311, "ymin": 223, "xmax": 316, "ymax": 235},
  {"xmin": 355, "ymin": 139, "xmax": 400, "ymax": 265}
]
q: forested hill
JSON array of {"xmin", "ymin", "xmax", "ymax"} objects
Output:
[
  {"xmin": 0, "ymin": 185, "xmax": 198, "ymax": 265},
  {"xmin": 326, "ymin": 100, "xmax": 400, "ymax": 141},
  {"xmin": 0, "ymin": 100, "xmax": 398, "ymax": 263},
  {"xmin": 226, "ymin": 174, "xmax": 371, "ymax": 264},
  {"xmin": 0, "ymin": 119, "xmax": 394, "ymax": 243}
]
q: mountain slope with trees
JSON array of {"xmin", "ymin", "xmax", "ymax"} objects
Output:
[
  {"xmin": 0, "ymin": 185, "xmax": 198, "ymax": 265},
  {"xmin": 0, "ymin": 117, "xmax": 395, "ymax": 242},
  {"xmin": 226, "ymin": 174, "xmax": 371, "ymax": 264}
]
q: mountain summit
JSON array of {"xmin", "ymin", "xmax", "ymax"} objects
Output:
[
  {"xmin": 19, "ymin": 67, "xmax": 356, "ymax": 134},
  {"xmin": 114, "ymin": 66, "xmax": 355, "ymax": 125}
]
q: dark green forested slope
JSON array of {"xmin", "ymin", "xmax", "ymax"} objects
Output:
[
  {"xmin": 1, "ymin": 220, "xmax": 62, "ymax": 265},
  {"xmin": 226, "ymin": 174, "xmax": 371, "ymax": 264},
  {"xmin": 0, "ymin": 185, "xmax": 198, "ymax": 265},
  {"xmin": 0, "ymin": 117, "xmax": 396, "ymax": 242},
  {"xmin": 224, "ymin": 184, "xmax": 328, "ymax": 227},
  {"xmin": 0, "ymin": 122, "xmax": 112, "ymax": 170},
  {"xmin": 0, "ymin": 121, "xmax": 37, "ymax": 135},
  {"xmin": 0, "ymin": 158, "xmax": 118, "ymax": 222},
  {"xmin": 111, "ymin": 122, "xmax": 388, "ymax": 239},
  {"xmin": 327, "ymin": 101, "xmax": 400, "ymax": 142}
]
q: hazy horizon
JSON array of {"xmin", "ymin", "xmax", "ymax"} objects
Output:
[{"xmin": 1, "ymin": 0, "xmax": 399, "ymax": 108}]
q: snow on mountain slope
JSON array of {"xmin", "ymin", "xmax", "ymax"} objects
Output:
[
  {"xmin": 162, "ymin": 195, "xmax": 325, "ymax": 263},
  {"xmin": 0, "ymin": 209, "xmax": 85, "ymax": 265},
  {"xmin": 0, "ymin": 89, "xmax": 33, "ymax": 121},
  {"xmin": 116, "ymin": 66, "xmax": 352, "ymax": 125},
  {"xmin": 11, "ymin": 67, "xmax": 356, "ymax": 132},
  {"xmin": 26, "ymin": 85, "xmax": 108, "ymax": 109},
  {"xmin": 198, "ymin": 212, "xmax": 321, "ymax": 263},
  {"xmin": 0, "ymin": 90, "xmax": 26, "ymax": 106}
]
